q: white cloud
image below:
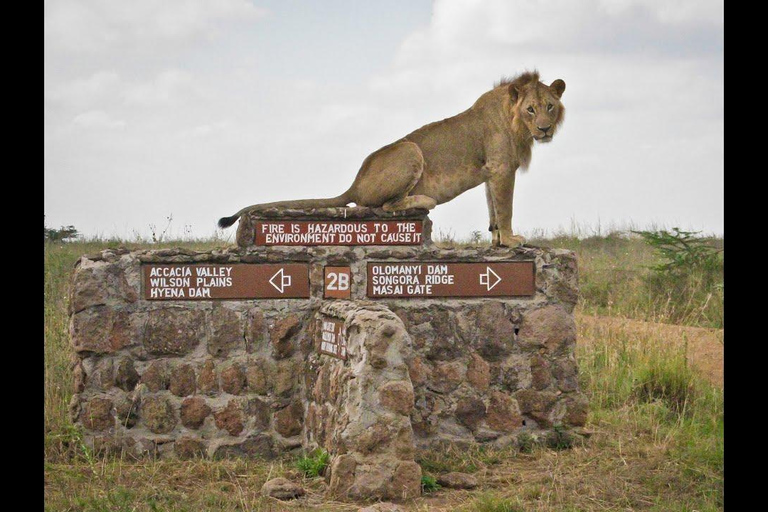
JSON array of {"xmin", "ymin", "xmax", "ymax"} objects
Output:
[
  {"xmin": 45, "ymin": 70, "xmax": 121, "ymax": 109},
  {"xmin": 122, "ymin": 69, "xmax": 204, "ymax": 106},
  {"xmin": 72, "ymin": 109, "xmax": 126, "ymax": 129},
  {"xmin": 44, "ymin": 0, "xmax": 267, "ymax": 54}
]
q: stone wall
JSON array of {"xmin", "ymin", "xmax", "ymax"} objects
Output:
[{"xmin": 68, "ymin": 209, "xmax": 586, "ymax": 500}]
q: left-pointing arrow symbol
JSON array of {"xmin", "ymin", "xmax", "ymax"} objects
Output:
[{"xmin": 269, "ymin": 268, "xmax": 292, "ymax": 293}]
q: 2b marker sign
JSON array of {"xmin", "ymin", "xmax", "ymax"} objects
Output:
[{"xmin": 324, "ymin": 266, "xmax": 352, "ymax": 299}]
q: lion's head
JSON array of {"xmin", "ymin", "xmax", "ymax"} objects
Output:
[{"xmin": 504, "ymin": 72, "xmax": 566, "ymax": 143}]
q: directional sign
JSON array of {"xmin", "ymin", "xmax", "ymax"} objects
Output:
[
  {"xmin": 143, "ymin": 263, "xmax": 310, "ymax": 300},
  {"xmin": 366, "ymin": 261, "xmax": 535, "ymax": 298},
  {"xmin": 317, "ymin": 316, "xmax": 347, "ymax": 360},
  {"xmin": 254, "ymin": 220, "xmax": 423, "ymax": 246}
]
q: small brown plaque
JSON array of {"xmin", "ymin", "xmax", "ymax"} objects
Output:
[
  {"xmin": 317, "ymin": 316, "xmax": 347, "ymax": 360},
  {"xmin": 143, "ymin": 263, "xmax": 310, "ymax": 300},
  {"xmin": 366, "ymin": 261, "xmax": 535, "ymax": 298},
  {"xmin": 324, "ymin": 266, "xmax": 352, "ymax": 299},
  {"xmin": 254, "ymin": 220, "xmax": 423, "ymax": 246}
]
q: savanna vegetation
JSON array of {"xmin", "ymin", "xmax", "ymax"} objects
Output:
[{"xmin": 44, "ymin": 223, "xmax": 723, "ymax": 511}]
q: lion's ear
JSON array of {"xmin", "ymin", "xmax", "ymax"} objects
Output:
[
  {"xmin": 508, "ymin": 83, "xmax": 521, "ymax": 104},
  {"xmin": 550, "ymin": 79, "xmax": 566, "ymax": 99}
]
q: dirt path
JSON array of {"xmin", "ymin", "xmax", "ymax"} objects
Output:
[{"xmin": 576, "ymin": 313, "xmax": 724, "ymax": 387}]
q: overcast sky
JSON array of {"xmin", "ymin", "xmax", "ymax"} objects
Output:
[{"xmin": 44, "ymin": 0, "xmax": 724, "ymax": 241}]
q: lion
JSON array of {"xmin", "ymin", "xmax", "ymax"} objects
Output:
[{"xmin": 218, "ymin": 71, "xmax": 566, "ymax": 247}]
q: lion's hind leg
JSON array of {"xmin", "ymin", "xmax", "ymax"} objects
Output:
[{"xmin": 354, "ymin": 141, "xmax": 434, "ymax": 210}]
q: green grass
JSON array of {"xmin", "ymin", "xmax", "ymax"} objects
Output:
[
  {"xmin": 421, "ymin": 474, "xmax": 441, "ymax": 493},
  {"xmin": 296, "ymin": 449, "xmax": 330, "ymax": 478}
]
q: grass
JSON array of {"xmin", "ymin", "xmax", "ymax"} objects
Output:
[
  {"xmin": 296, "ymin": 449, "xmax": 330, "ymax": 478},
  {"xmin": 44, "ymin": 226, "xmax": 724, "ymax": 510}
]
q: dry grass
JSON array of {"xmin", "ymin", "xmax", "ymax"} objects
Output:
[{"xmin": 44, "ymin": 232, "xmax": 723, "ymax": 511}]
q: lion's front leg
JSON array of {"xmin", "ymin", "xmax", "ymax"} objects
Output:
[
  {"xmin": 488, "ymin": 171, "xmax": 525, "ymax": 248},
  {"xmin": 485, "ymin": 182, "xmax": 500, "ymax": 246}
]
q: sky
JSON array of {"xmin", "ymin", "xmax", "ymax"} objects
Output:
[{"xmin": 44, "ymin": 0, "xmax": 724, "ymax": 241}]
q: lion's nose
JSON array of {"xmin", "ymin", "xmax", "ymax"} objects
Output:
[{"xmin": 538, "ymin": 125, "xmax": 551, "ymax": 134}]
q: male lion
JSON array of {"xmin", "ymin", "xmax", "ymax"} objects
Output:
[{"xmin": 218, "ymin": 71, "xmax": 565, "ymax": 247}]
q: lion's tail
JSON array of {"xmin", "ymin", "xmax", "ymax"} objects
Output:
[{"xmin": 217, "ymin": 191, "xmax": 352, "ymax": 229}]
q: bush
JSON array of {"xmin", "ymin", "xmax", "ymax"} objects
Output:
[
  {"xmin": 633, "ymin": 228, "xmax": 723, "ymax": 327},
  {"xmin": 45, "ymin": 224, "xmax": 79, "ymax": 242}
]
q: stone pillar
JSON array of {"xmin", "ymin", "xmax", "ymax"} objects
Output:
[{"xmin": 305, "ymin": 301, "xmax": 421, "ymax": 501}]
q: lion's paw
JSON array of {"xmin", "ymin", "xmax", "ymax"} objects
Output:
[{"xmin": 498, "ymin": 234, "xmax": 526, "ymax": 248}]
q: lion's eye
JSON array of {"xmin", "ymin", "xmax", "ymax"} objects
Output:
[
  {"xmin": 526, "ymin": 106, "xmax": 535, "ymax": 114},
  {"xmin": 547, "ymin": 104, "xmax": 554, "ymax": 111}
]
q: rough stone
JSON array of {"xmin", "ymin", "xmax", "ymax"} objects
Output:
[
  {"xmin": 220, "ymin": 364, "xmax": 246, "ymax": 395},
  {"xmin": 379, "ymin": 381, "xmax": 415, "ymax": 416},
  {"xmin": 465, "ymin": 303, "xmax": 516, "ymax": 361},
  {"xmin": 424, "ymin": 309, "xmax": 462, "ymax": 361},
  {"xmin": 70, "ymin": 262, "xmax": 137, "ymax": 313},
  {"xmin": 553, "ymin": 358, "xmax": 579, "ymax": 392},
  {"xmin": 197, "ymin": 359, "xmax": 218, "ymax": 395},
  {"xmin": 261, "ymin": 477, "xmax": 305, "ymax": 500},
  {"xmin": 71, "ymin": 307, "xmax": 132, "ymax": 354},
  {"xmin": 115, "ymin": 395, "xmax": 140, "ymax": 429},
  {"xmin": 274, "ymin": 400, "xmax": 303, "ymax": 438},
  {"xmin": 358, "ymin": 503, "xmax": 403, "ymax": 512},
  {"xmin": 142, "ymin": 395, "xmax": 177, "ymax": 434},
  {"xmin": 466, "ymin": 353, "xmax": 490, "ymax": 391},
  {"xmin": 114, "ymin": 358, "xmax": 140, "ymax": 392},
  {"xmin": 436, "ymin": 472, "xmax": 478, "ymax": 489},
  {"xmin": 91, "ymin": 359, "xmax": 115, "ymax": 390},
  {"xmin": 140, "ymin": 361, "xmax": 168, "ymax": 392},
  {"xmin": 517, "ymin": 304, "xmax": 577, "ymax": 355},
  {"xmin": 530, "ymin": 355, "xmax": 552, "ymax": 391},
  {"xmin": 387, "ymin": 461, "xmax": 422, "ymax": 501},
  {"xmin": 274, "ymin": 359, "xmax": 297, "ymax": 397},
  {"xmin": 247, "ymin": 308, "xmax": 266, "ymax": 353},
  {"xmin": 209, "ymin": 306, "xmax": 244, "ymax": 357},
  {"xmin": 406, "ymin": 356, "xmax": 430, "ymax": 386},
  {"xmin": 270, "ymin": 314, "xmax": 302, "ymax": 359},
  {"xmin": 247, "ymin": 397, "xmax": 272, "ymax": 429},
  {"xmin": 142, "ymin": 308, "xmax": 204, "ymax": 356},
  {"xmin": 81, "ymin": 397, "xmax": 114, "ymax": 431},
  {"xmin": 180, "ymin": 397, "xmax": 210, "ymax": 429},
  {"xmin": 169, "ymin": 364, "xmax": 196, "ymax": 397},
  {"xmin": 175, "ymin": 437, "xmax": 206, "ymax": 459},
  {"xmin": 429, "ymin": 361, "xmax": 465, "ymax": 394},
  {"xmin": 563, "ymin": 394, "xmax": 589, "ymax": 427},
  {"xmin": 486, "ymin": 391, "xmax": 523, "ymax": 433},
  {"xmin": 329, "ymin": 454, "xmax": 357, "ymax": 497},
  {"xmin": 245, "ymin": 360, "xmax": 271, "ymax": 394},
  {"xmin": 214, "ymin": 434, "xmax": 276, "ymax": 459},
  {"xmin": 515, "ymin": 389, "xmax": 558, "ymax": 427},
  {"xmin": 355, "ymin": 421, "xmax": 393, "ymax": 454},
  {"xmin": 214, "ymin": 399, "xmax": 245, "ymax": 436},
  {"xmin": 73, "ymin": 361, "xmax": 86, "ymax": 393},
  {"xmin": 455, "ymin": 396, "xmax": 486, "ymax": 431}
]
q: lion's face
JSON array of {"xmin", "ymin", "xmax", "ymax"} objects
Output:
[{"xmin": 510, "ymin": 79, "xmax": 566, "ymax": 143}]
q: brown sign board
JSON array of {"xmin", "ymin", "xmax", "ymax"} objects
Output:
[
  {"xmin": 317, "ymin": 316, "xmax": 347, "ymax": 360},
  {"xmin": 143, "ymin": 263, "xmax": 310, "ymax": 300},
  {"xmin": 366, "ymin": 261, "xmax": 535, "ymax": 298},
  {"xmin": 254, "ymin": 220, "xmax": 423, "ymax": 246},
  {"xmin": 324, "ymin": 266, "xmax": 352, "ymax": 299}
]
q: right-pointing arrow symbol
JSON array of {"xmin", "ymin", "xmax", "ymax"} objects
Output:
[
  {"xmin": 479, "ymin": 266, "xmax": 502, "ymax": 291},
  {"xmin": 269, "ymin": 268, "xmax": 292, "ymax": 293}
]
